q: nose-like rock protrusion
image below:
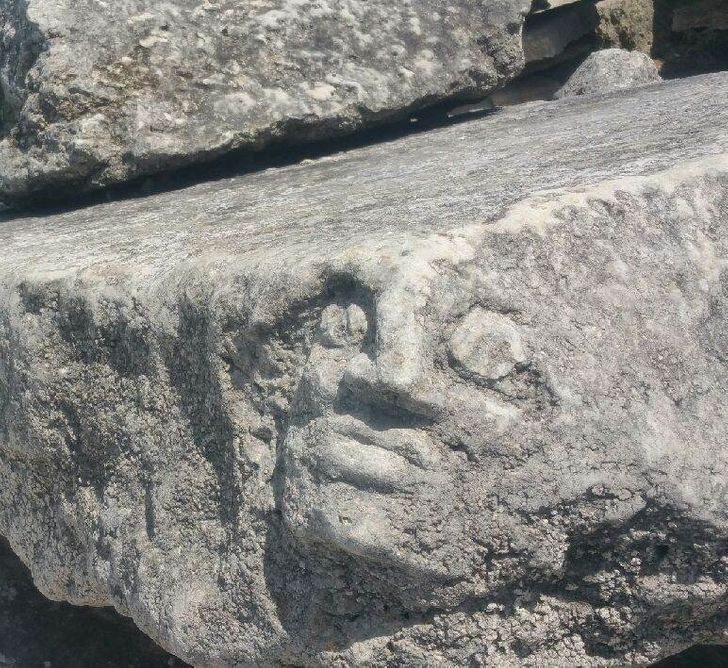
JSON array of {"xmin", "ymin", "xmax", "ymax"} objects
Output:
[
  {"xmin": 318, "ymin": 303, "xmax": 368, "ymax": 348},
  {"xmin": 342, "ymin": 289, "xmax": 444, "ymax": 417}
]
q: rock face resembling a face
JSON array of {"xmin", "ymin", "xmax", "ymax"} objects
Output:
[
  {"xmin": 283, "ymin": 299, "xmax": 461, "ymax": 578},
  {"xmin": 280, "ymin": 262, "xmax": 558, "ymax": 593},
  {"xmin": 4, "ymin": 186, "xmax": 728, "ymax": 665}
]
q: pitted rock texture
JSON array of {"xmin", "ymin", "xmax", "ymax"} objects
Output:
[
  {"xmin": 1, "ymin": 73, "xmax": 728, "ymax": 666},
  {"xmin": 594, "ymin": 0, "xmax": 654, "ymax": 54},
  {"xmin": 555, "ymin": 48, "xmax": 661, "ymax": 98},
  {"xmin": 0, "ymin": 0, "xmax": 529, "ymax": 205}
]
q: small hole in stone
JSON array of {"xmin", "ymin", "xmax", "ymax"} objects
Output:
[{"xmin": 655, "ymin": 544, "xmax": 670, "ymax": 561}]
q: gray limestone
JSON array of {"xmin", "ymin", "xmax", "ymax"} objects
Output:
[
  {"xmin": 555, "ymin": 48, "xmax": 661, "ymax": 98},
  {"xmin": 1, "ymin": 72, "xmax": 728, "ymax": 665},
  {"xmin": 0, "ymin": 0, "xmax": 530, "ymax": 205}
]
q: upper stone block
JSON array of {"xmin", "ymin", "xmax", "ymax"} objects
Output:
[{"xmin": 0, "ymin": 0, "xmax": 530, "ymax": 205}]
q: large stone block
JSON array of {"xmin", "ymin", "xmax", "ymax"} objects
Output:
[
  {"xmin": 0, "ymin": 0, "xmax": 529, "ymax": 205},
  {"xmin": 1, "ymin": 73, "xmax": 728, "ymax": 665}
]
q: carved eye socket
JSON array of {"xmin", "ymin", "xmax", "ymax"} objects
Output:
[
  {"xmin": 449, "ymin": 308, "xmax": 526, "ymax": 380},
  {"xmin": 318, "ymin": 304, "xmax": 368, "ymax": 348}
]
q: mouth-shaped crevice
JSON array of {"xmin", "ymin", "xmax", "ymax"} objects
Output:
[
  {"xmin": 333, "ymin": 383, "xmax": 436, "ymax": 432},
  {"xmin": 324, "ymin": 413, "xmax": 440, "ymax": 470},
  {"xmin": 309, "ymin": 459, "xmax": 428, "ymax": 496}
]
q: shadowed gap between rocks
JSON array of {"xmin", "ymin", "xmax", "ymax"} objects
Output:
[
  {"xmin": 655, "ymin": 644, "xmax": 728, "ymax": 666},
  {"xmin": 0, "ymin": 535, "xmax": 189, "ymax": 667},
  {"xmin": 0, "ymin": 98, "xmax": 502, "ymax": 220},
  {"xmin": 653, "ymin": 0, "xmax": 728, "ymax": 78}
]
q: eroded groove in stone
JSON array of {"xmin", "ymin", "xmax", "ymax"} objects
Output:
[{"xmin": 0, "ymin": 73, "xmax": 727, "ymax": 665}]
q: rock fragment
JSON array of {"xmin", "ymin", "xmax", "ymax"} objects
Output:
[{"xmin": 555, "ymin": 48, "xmax": 661, "ymax": 98}]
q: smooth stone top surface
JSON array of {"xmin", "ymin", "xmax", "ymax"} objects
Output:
[{"xmin": 1, "ymin": 72, "xmax": 726, "ymax": 281}]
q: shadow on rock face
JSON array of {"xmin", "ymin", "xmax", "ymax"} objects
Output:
[
  {"xmin": 653, "ymin": 0, "xmax": 728, "ymax": 77},
  {"xmin": 653, "ymin": 644, "xmax": 728, "ymax": 666},
  {"xmin": 0, "ymin": 537, "xmax": 188, "ymax": 667}
]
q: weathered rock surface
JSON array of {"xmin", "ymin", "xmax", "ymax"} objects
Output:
[
  {"xmin": 555, "ymin": 48, "xmax": 661, "ymax": 98},
  {"xmin": 0, "ymin": 0, "xmax": 530, "ymax": 206},
  {"xmin": 594, "ymin": 0, "xmax": 655, "ymax": 54},
  {"xmin": 1, "ymin": 73, "xmax": 728, "ymax": 666}
]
